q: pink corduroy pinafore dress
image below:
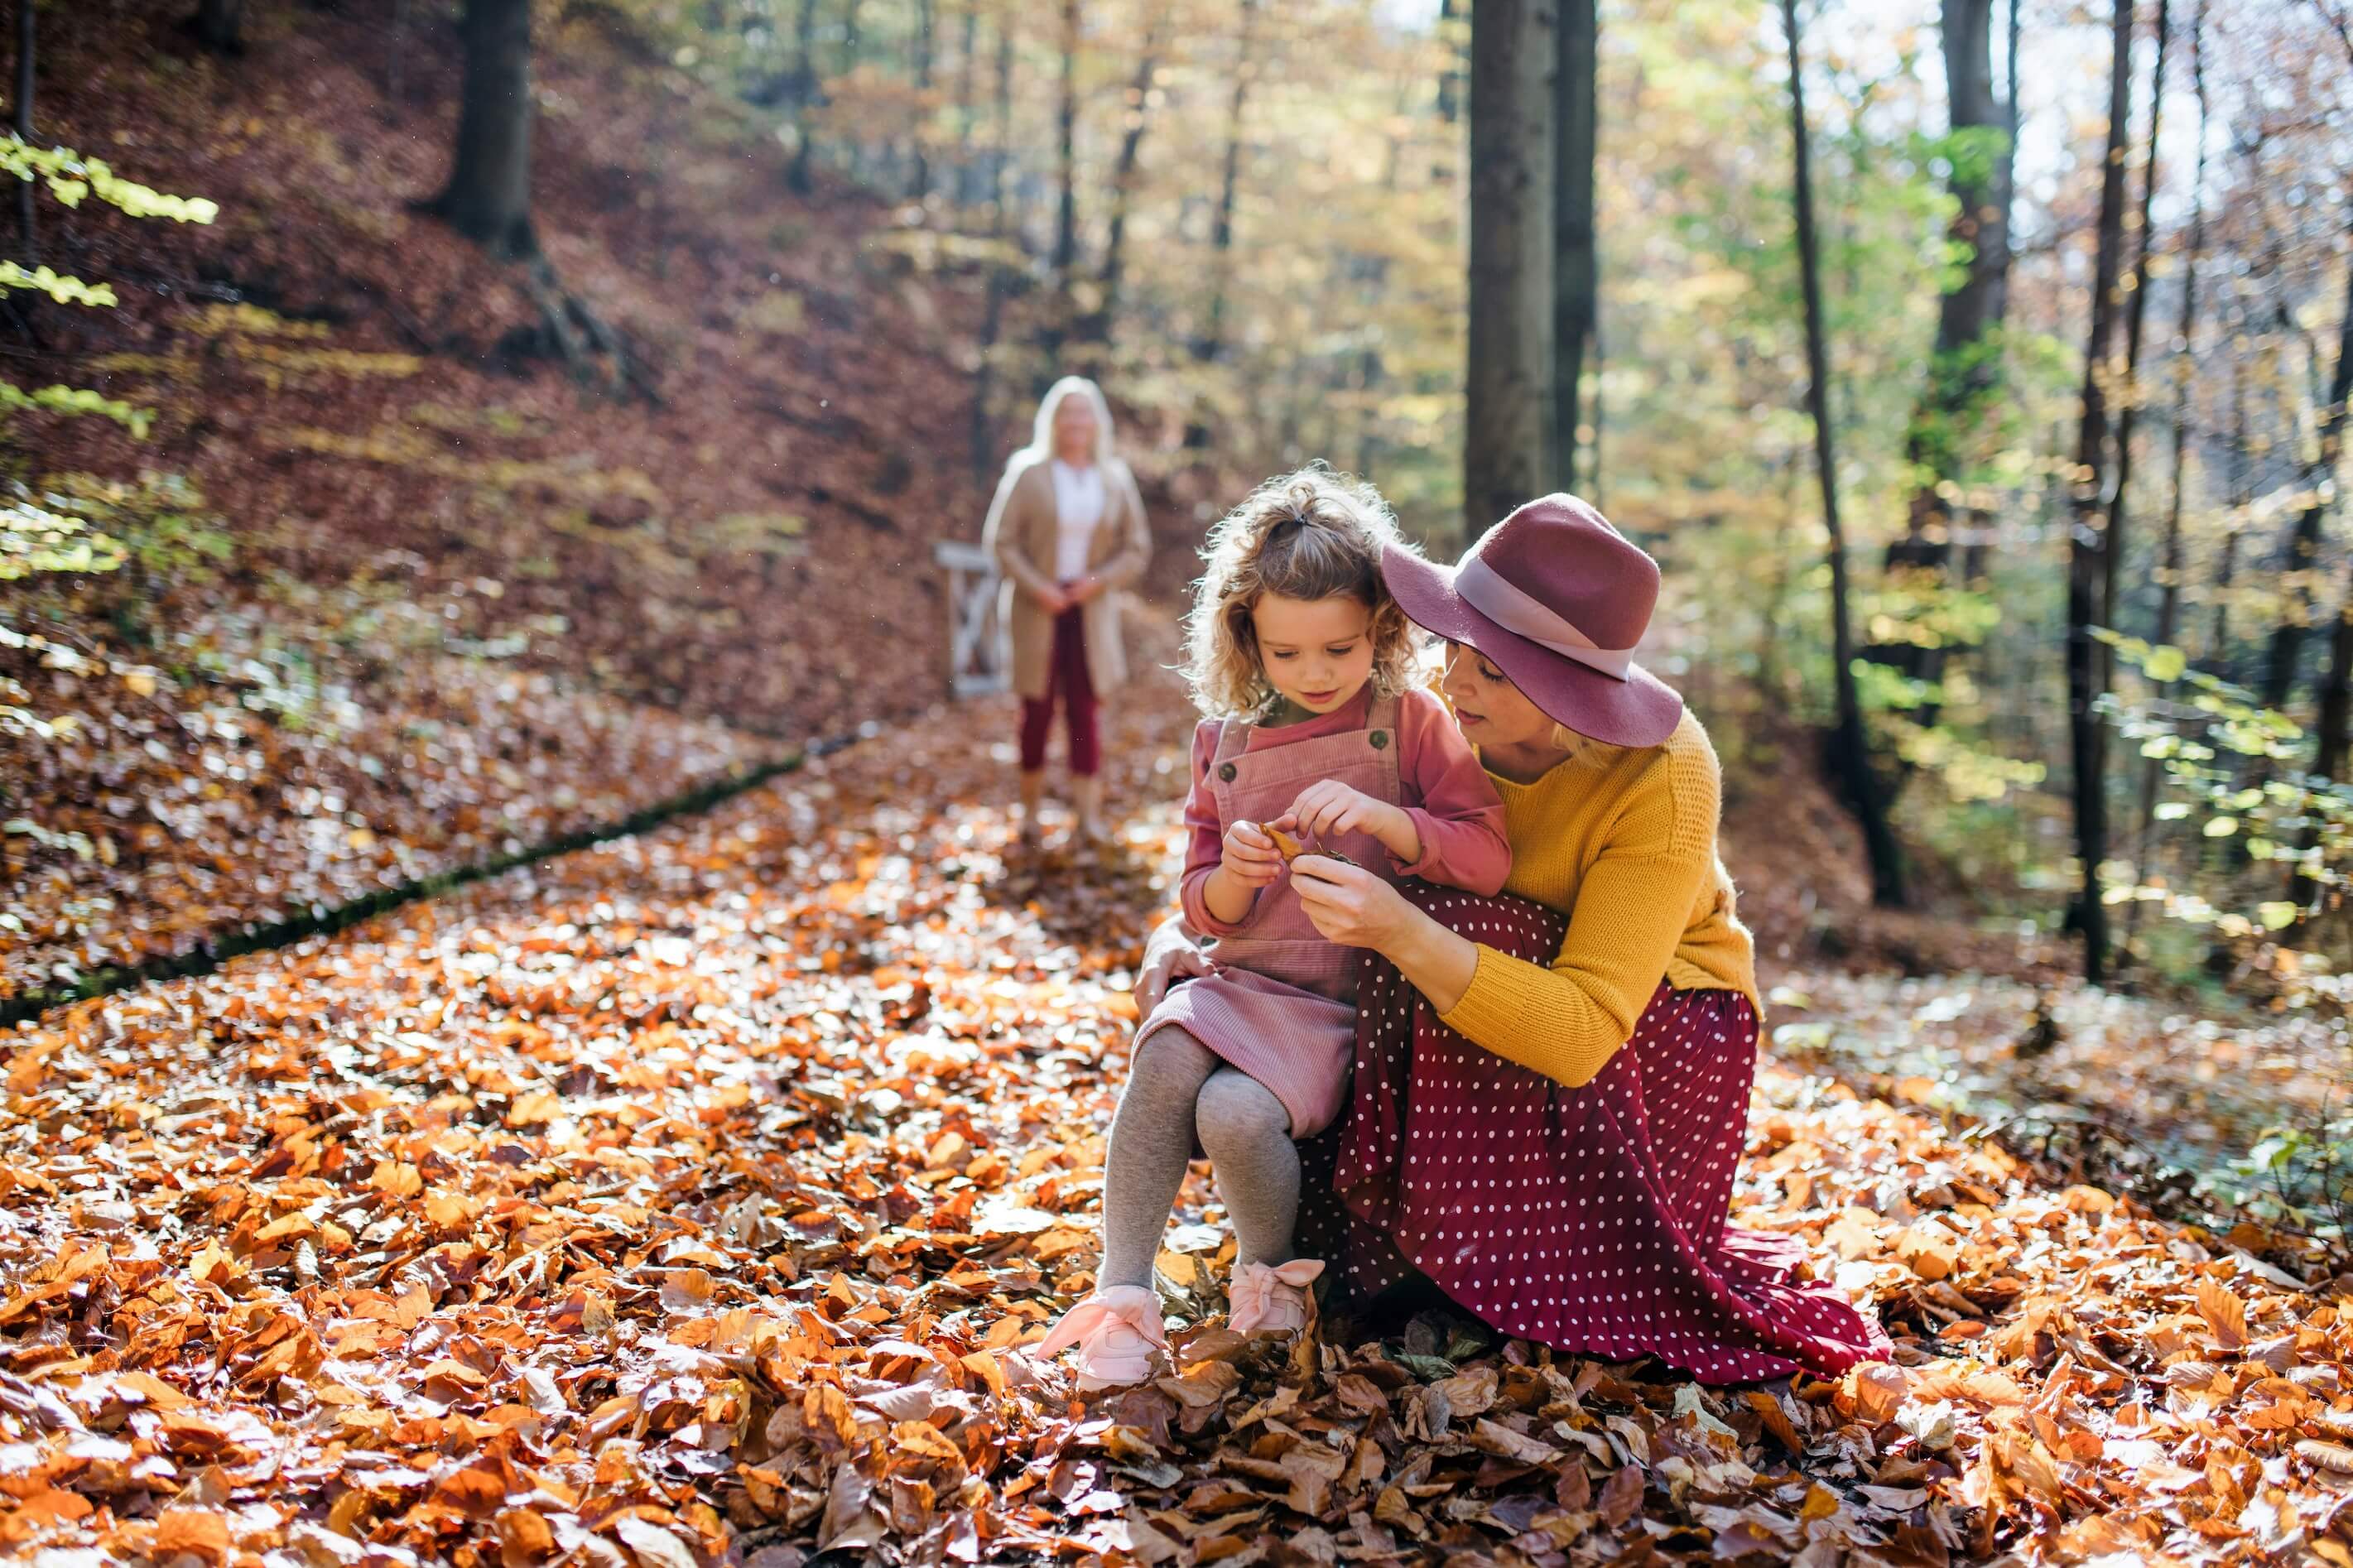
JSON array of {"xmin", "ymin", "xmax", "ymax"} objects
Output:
[{"xmin": 1133, "ymin": 694, "xmax": 1407, "ymax": 1138}]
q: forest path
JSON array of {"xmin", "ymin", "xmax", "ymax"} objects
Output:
[{"xmin": 0, "ymin": 660, "xmax": 2345, "ymax": 1566}]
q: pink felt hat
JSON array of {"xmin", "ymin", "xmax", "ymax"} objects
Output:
[{"xmin": 1381, "ymin": 493, "xmax": 1683, "ymax": 748}]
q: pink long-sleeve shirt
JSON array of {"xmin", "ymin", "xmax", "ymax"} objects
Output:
[{"xmin": 1179, "ymin": 685, "xmax": 1511, "ymax": 936}]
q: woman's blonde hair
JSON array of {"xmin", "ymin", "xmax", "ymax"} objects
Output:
[
  {"xmin": 1008, "ymin": 374, "xmax": 1116, "ymax": 478},
  {"xmin": 1183, "ymin": 464, "xmax": 1423, "ymax": 718}
]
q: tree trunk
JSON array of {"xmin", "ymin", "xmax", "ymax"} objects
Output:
[
  {"xmin": 13, "ymin": 0, "xmax": 31, "ymax": 257},
  {"xmin": 1464, "ymin": 0, "xmax": 1556, "ymax": 543},
  {"xmin": 2129, "ymin": 0, "xmax": 2206, "ymax": 953},
  {"xmin": 2065, "ymin": 0, "xmax": 2138, "ymax": 984},
  {"xmin": 1045, "ymin": 0, "xmax": 1079, "ymax": 358},
  {"xmin": 2205, "ymin": 349, "xmax": 2249, "ymax": 670},
  {"xmin": 2287, "ymin": 260, "xmax": 2353, "ymax": 796},
  {"xmin": 970, "ymin": 15, "xmax": 1015, "ymax": 477},
  {"xmin": 425, "ymin": 0, "xmax": 536, "ymax": 261},
  {"xmin": 2261, "ymin": 272, "xmax": 2353, "ymax": 713},
  {"xmin": 1436, "ymin": 0, "xmax": 1464, "ymax": 124},
  {"xmin": 1785, "ymin": 0, "xmax": 1906, "ymax": 909},
  {"xmin": 192, "ymin": 0, "xmax": 243, "ymax": 52},
  {"xmin": 1195, "ymin": 0, "xmax": 1258, "ymax": 369},
  {"xmin": 1552, "ymin": 0, "xmax": 1597, "ymax": 493},
  {"xmin": 840, "ymin": 0, "xmax": 862, "ymax": 76},
  {"xmin": 1896, "ymin": 0, "xmax": 2014, "ymax": 573},
  {"xmin": 787, "ymin": 0, "xmax": 821, "ymax": 192},
  {"xmin": 952, "ymin": 0, "xmax": 978, "ymax": 210},
  {"xmin": 910, "ymin": 0, "xmax": 934, "ymax": 202},
  {"xmin": 2103, "ymin": 0, "xmax": 2169, "ymax": 654},
  {"xmin": 1084, "ymin": 15, "xmax": 1163, "ymax": 346}
]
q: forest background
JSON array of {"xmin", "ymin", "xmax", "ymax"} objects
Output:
[
  {"xmin": 5, "ymin": 1, "xmax": 2353, "ymax": 1562},
  {"xmin": 9, "ymin": 0, "xmax": 2353, "ymax": 1219}
]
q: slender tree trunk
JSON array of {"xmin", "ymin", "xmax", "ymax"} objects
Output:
[
  {"xmin": 1552, "ymin": 0, "xmax": 1597, "ymax": 493},
  {"xmin": 1436, "ymin": 0, "xmax": 1464, "ymax": 124},
  {"xmin": 1085, "ymin": 15, "xmax": 1163, "ymax": 346},
  {"xmin": 840, "ymin": 0, "xmax": 863, "ymax": 76},
  {"xmin": 1898, "ymin": 0, "xmax": 2014, "ymax": 570},
  {"xmin": 910, "ymin": 0, "xmax": 935, "ymax": 201},
  {"xmin": 192, "ymin": 0, "xmax": 243, "ymax": 52},
  {"xmin": 1196, "ymin": 0, "xmax": 1258, "ymax": 368},
  {"xmin": 970, "ymin": 16, "xmax": 1015, "ymax": 476},
  {"xmin": 787, "ymin": 0, "xmax": 820, "ymax": 192},
  {"xmin": 2066, "ymin": 0, "xmax": 2138, "ymax": 984},
  {"xmin": 1045, "ymin": 0, "xmax": 1079, "ymax": 361},
  {"xmin": 2205, "ymin": 348, "xmax": 2249, "ymax": 670},
  {"xmin": 2287, "ymin": 260, "xmax": 2353, "ymax": 788},
  {"xmin": 1785, "ymin": 0, "xmax": 1905, "ymax": 908},
  {"xmin": 2104, "ymin": 0, "xmax": 2170, "ymax": 652},
  {"xmin": 13, "ymin": 0, "xmax": 31, "ymax": 258},
  {"xmin": 2261, "ymin": 279, "xmax": 2353, "ymax": 711},
  {"xmin": 952, "ymin": 0, "xmax": 978, "ymax": 211},
  {"xmin": 2129, "ymin": 0, "xmax": 2206, "ymax": 954},
  {"xmin": 425, "ymin": 0, "xmax": 537, "ymax": 261},
  {"xmin": 1465, "ymin": 0, "xmax": 1557, "ymax": 542}
]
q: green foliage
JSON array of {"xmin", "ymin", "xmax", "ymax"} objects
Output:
[
  {"xmin": 0, "ymin": 137, "xmax": 219, "ymax": 224},
  {"xmin": 1, "ymin": 491, "xmax": 127, "ymax": 583},
  {"xmin": 0, "ymin": 138, "xmax": 214, "ymax": 440},
  {"xmin": 40, "ymin": 472, "xmax": 232, "ymax": 588},
  {"xmin": 0, "ymin": 261, "xmax": 118, "ymax": 308}
]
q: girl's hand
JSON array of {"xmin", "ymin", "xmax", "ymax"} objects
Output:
[
  {"xmin": 1289, "ymin": 781, "xmax": 1394, "ymax": 844},
  {"xmin": 1220, "ymin": 819, "xmax": 1287, "ymax": 890},
  {"xmin": 1032, "ymin": 583, "xmax": 1071, "ymax": 614},
  {"xmin": 1290, "ymin": 781, "xmax": 1415, "ymax": 863},
  {"xmin": 1291, "ymin": 857, "xmax": 1413, "ymax": 951},
  {"xmin": 1066, "ymin": 575, "xmax": 1104, "ymax": 605}
]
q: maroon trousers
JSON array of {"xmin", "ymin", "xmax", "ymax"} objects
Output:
[{"xmin": 1019, "ymin": 603, "xmax": 1100, "ymax": 776}]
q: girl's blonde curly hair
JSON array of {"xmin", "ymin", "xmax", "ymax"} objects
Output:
[{"xmin": 1183, "ymin": 464, "xmax": 1426, "ymax": 719}]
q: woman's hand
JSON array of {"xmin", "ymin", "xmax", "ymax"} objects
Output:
[
  {"xmin": 1065, "ymin": 575, "xmax": 1105, "ymax": 605},
  {"xmin": 1296, "ymin": 861, "xmax": 1480, "ymax": 1012},
  {"xmin": 1289, "ymin": 780, "xmax": 1415, "ymax": 863},
  {"xmin": 1032, "ymin": 582, "xmax": 1071, "ymax": 614},
  {"xmin": 1291, "ymin": 857, "xmax": 1414, "ymax": 951}
]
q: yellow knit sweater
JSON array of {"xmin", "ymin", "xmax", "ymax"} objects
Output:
[{"xmin": 1436, "ymin": 710, "xmax": 1762, "ymax": 1088}]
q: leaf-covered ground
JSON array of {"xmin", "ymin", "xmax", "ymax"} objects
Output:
[
  {"xmin": 9, "ymin": 0, "xmax": 1035, "ymax": 999},
  {"xmin": 7, "ymin": 660, "xmax": 2353, "ymax": 1567}
]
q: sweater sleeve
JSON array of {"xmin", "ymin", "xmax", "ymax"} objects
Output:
[
  {"xmin": 1178, "ymin": 721, "xmax": 1251, "ymax": 936},
  {"xmin": 983, "ymin": 462, "xmax": 1056, "ymax": 602},
  {"xmin": 1437, "ymin": 745, "xmax": 1720, "ymax": 1088},
  {"xmin": 1386, "ymin": 689, "xmax": 1511, "ymax": 895}
]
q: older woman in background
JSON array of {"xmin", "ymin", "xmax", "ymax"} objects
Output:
[{"xmin": 983, "ymin": 376, "xmax": 1152, "ymax": 847}]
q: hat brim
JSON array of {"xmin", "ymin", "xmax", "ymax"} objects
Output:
[{"xmin": 1381, "ymin": 540, "xmax": 1684, "ymax": 749}]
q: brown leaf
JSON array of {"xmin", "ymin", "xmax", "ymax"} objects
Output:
[
  {"xmin": 153, "ymin": 1508, "xmax": 233, "ymax": 1566},
  {"xmin": 1468, "ymin": 1417, "xmax": 1558, "ymax": 1466},
  {"xmin": 1597, "ymin": 1465, "xmax": 1645, "ymax": 1527},
  {"xmin": 496, "ymin": 1507, "xmax": 558, "ymax": 1567},
  {"xmin": 2197, "ymin": 1277, "xmax": 2250, "ymax": 1350}
]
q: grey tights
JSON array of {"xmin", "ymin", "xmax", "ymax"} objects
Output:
[{"xmin": 1097, "ymin": 1027, "xmax": 1302, "ymax": 1291}]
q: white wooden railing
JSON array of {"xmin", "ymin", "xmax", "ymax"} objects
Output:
[{"xmin": 933, "ymin": 540, "xmax": 1009, "ymax": 698}]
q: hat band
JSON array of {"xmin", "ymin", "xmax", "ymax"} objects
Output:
[{"xmin": 1456, "ymin": 556, "xmax": 1635, "ymax": 681}]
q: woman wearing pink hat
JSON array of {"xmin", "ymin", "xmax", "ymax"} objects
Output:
[{"xmin": 1288, "ymin": 493, "xmax": 1889, "ymax": 1383}]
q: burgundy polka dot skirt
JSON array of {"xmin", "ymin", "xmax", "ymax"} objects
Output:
[{"xmin": 1296, "ymin": 884, "xmax": 1892, "ymax": 1385}]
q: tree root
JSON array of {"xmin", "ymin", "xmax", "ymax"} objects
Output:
[{"xmin": 517, "ymin": 254, "xmax": 661, "ymax": 406}]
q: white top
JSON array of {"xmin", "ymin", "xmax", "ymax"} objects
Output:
[{"xmin": 1050, "ymin": 459, "xmax": 1106, "ymax": 582}]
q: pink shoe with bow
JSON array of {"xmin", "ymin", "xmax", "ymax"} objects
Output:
[
  {"xmin": 1228, "ymin": 1258, "xmax": 1324, "ymax": 1335},
  {"xmin": 1036, "ymin": 1285, "xmax": 1167, "ymax": 1391}
]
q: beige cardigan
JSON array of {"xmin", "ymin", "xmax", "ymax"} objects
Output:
[{"xmin": 982, "ymin": 454, "xmax": 1152, "ymax": 702}]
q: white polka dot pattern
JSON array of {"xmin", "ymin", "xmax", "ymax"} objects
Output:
[{"xmin": 1297, "ymin": 885, "xmax": 1894, "ymax": 1386}]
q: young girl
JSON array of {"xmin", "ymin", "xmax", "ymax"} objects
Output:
[{"xmin": 1037, "ymin": 467, "xmax": 1512, "ymax": 1389}]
